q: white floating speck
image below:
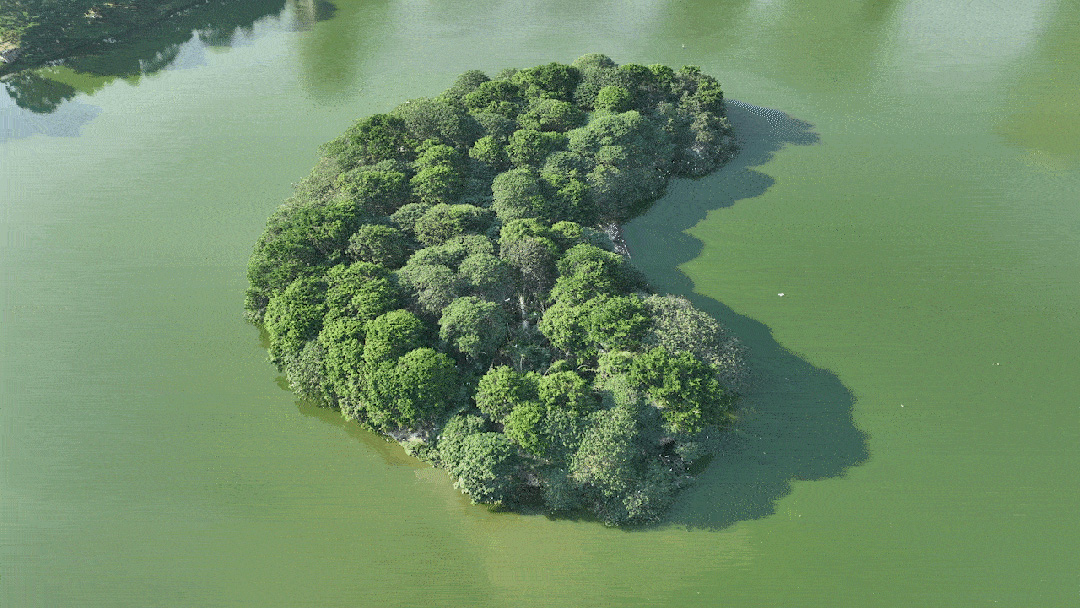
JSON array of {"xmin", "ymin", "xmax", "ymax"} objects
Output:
[{"xmin": 778, "ymin": 292, "xmax": 785, "ymax": 297}]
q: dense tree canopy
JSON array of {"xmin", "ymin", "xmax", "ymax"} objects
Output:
[{"xmin": 247, "ymin": 55, "xmax": 742, "ymax": 525}]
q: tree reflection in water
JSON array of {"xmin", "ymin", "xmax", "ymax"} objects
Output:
[{"xmin": 0, "ymin": 0, "xmax": 342, "ymax": 114}]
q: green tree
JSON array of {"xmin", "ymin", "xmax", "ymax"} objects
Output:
[
  {"xmin": 396, "ymin": 263, "xmax": 462, "ymax": 316},
  {"xmin": 561, "ymin": 222, "xmax": 611, "ymax": 251},
  {"xmin": 362, "ymin": 309, "xmax": 427, "ymax": 367},
  {"xmin": 409, "ymin": 235, "xmax": 491, "ymax": 267},
  {"xmin": 472, "ymin": 110, "xmax": 518, "ymax": 140},
  {"xmin": 538, "ymin": 370, "xmax": 595, "ymax": 414},
  {"xmin": 346, "ymin": 224, "xmax": 409, "ymax": 268},
  {"xmin": 263, "ymin": 275, "xmax": 328, "ymax": 365},
  {"xmin": 568, "ymin": 110, "xmax": 673, "ymax": 219},
  {"xmin": 444, "ymin": 431, "xmax": 521, "ymax": 505},
  {"xmin": 414, "ymin": 203, "xmax": 491, "ymax": 246},
  {"xmin": 248, "ymin": 56, "xmax": 740, "ymax": 524},
  {"xmin": 506, "ymin": 128, "xmax": 566, "ymax": 168},
  {"xmin": 323, "ymin": 262, "xmax": 401, "ymax": 324},
  {"xmin": 497, "ymin": 324, "xmax": 557, "ymax": 374},
  {"xmin": 410, "ymin": 164, "xmax": 463, "ymax": 206},
  {"xmin": 318, "ymin": 316, "xmax": 367, "ymax": 417},
  {"xmin": 570, "ymin": 405, "xmax": 640, "ymax": 522},
  {"xmin": 537, "ymin": 298, "xmax": 591, "ymax": 359},
  {"xmin": 540, "ymin": 294, "xmax": 649, "ymax": 362},
  {"xmin": 541, "ymin": 150, "xmax": 592, "ymax": 178},
  {"xmin": 642, "ymin": 294, "xmax": 745, "ymax": 388},
  {"xmin": 586, "ymin": 294, "xmax": 650, "ymax": 352},
  {"xmin": 647, "ymin": 64, "xmax": 675, "ymax": 89},
  {"xmin": 388, "ymin": 201, "xmax": 431, "ymax": 238},
  {"xmin": 463, "ymin": 79, "xmax": 524, "ymax": 117},
  {"xmin": 627, "ymin": 347, "xmax": 734, "ymax": 432},
  {"xmin": 457, "ymin": 252, "xmax": 515, "ymax": 303},
  {"xmin": 414, "ymin": 142, "xmax": 466, "ymax": 172},
  {"xmin": 491, "ymin": 167, "xmax": 550, "ymax": 221},
  {"xmin": 542, "ymin": 171, "xmax": 596, "ymax": 225},
  {"xmin": 438, "ymin": 414, "xmax": 488, "ymax": 464},
  {"xmin": 443, "ymin": 69, "xmax": 490, "ymax": 100},
  {"xmin": 365, "ymin": 347, "xmax": 458, "ymax": 429},
  {"xmin": 474, "ymin": 366, "xmax": 540, "ymax": 422},
  {"xmin": 439, "ymin": 296, "xmax": 509, "ymax": 362},
  {"xmin": 246, "ymin": 195, "xmax": 369, "ymax": 317},
  {"xmin": 540, "ymin": 404, "xmax": 588, "ymax": 464},
  {"xmin": 674, "ymin": 65, "xmax": 726, "ymax": 115},
  {"xmin": 469, "ymin": 135, "xmax": 509, "ymax": 174},
  {"xmin": 334, "ymin": 167, "xmax": 410, "ymax": 215},
  {"xmin": 554, "ymin": 244, "xmax": 644, "ymax": 301},
  {"xmin": 518, "ymin": 98, "xmax": 587, "ymax": 133},
  {"xmin": 503, "ymin": 402, "xmax": 547, "ymax": 457},
  {"xmin": 571, "ymin": 53, "xmax": 627, "ymax": 110},
  {"xmin": 321, "ymin": 113, "xmax": 415, "ymax": 167},
  {"xmin": 595, "ymin": 85, "xmax": 632, "ymax": 113},
  {"xmin": 501, "ymin": 236, "xmax": 557, "ymax": 311},
  {"xmin": 497, "ymin": 218, "xmax": 558, "ymax": 253},
  {"xmin": 511, "ymin": 62, "xmax": 580, "ymax": 101},
  {"xmin": 539, "ymin": 466, "xmax": 583, "ymax": 513},
  {"xmin": 284, "ymin": 339, "xmax": 327, "ymax": 402},
  {"xmin": 392, "ymin": 97, "xmax": 481, "ymax": 148}
]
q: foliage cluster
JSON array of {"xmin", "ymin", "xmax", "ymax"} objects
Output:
[{"xmin": 247, "ymin": 55, "xmax": 742, "ymax": 525}]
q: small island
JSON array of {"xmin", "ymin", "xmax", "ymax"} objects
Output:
[{"xmin": 246, "ymin": 54, "xmax": 745, "ymax": 525}]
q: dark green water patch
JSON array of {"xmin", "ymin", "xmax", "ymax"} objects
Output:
[{"xmin": 624, "ymin": 102, "xmax": 868, "ymax": 530}]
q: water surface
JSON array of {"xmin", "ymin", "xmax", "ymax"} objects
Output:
[{"xmin": 2, "ymin": 0, "xmax": 1078, "ymax": 605}]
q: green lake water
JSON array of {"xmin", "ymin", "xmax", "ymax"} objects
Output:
[{"xmin": 2, "ymin": 0, "xmax": 1078, "ymax": 605}]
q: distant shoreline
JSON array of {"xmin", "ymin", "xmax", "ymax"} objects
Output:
[{"xmin": 0, "ymin": 0, "xmax": 217, "ymax": 77}]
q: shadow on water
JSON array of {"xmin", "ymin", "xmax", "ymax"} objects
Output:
[
  {"xmin": 0, "ymin": 0, "xmax": 336, "ymax": 115},
  {"xmin": 290, "ymin": 390, "xmax": 425, "ymax": 468},
  {"xmin": 290, "ymin": 0, "xmax": 338, "ymax": 30},
  {"xmin": 624, "ymin": 101, "xmax": 869, "ymax": 531}
]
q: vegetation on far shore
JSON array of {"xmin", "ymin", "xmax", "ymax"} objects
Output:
[
  {"xmin": 246, "ymin": 54, "xmax": 744, "ymax": 525},
  {"xmin": 1, "ymin": 0, "xmax": 293, "ymax": 114},
  {"xmin": 0, "ymin": 0, "xmax": 234, "ymax": 74}
]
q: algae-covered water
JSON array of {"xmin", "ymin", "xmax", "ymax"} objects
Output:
[{"xmin": 2, "ymin": 1, "xmax": 1078, "ymax": 605}]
